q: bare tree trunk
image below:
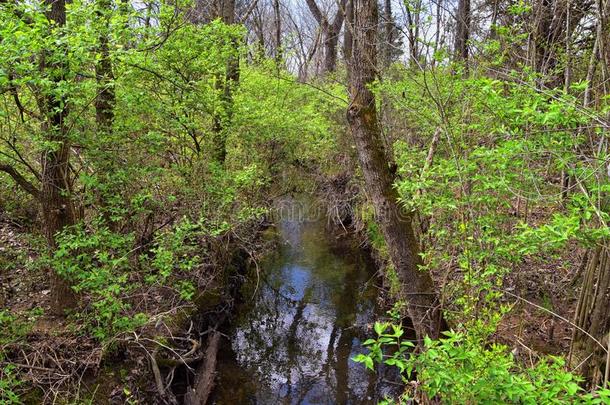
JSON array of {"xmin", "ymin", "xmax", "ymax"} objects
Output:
[
  {"xmin": 42, "ymin": 0, "xmax": 78, "ymax": 314},
  {"xmin": 381, "ymin": 0, "xmax": 392, "ymax": 68},
  {"xmin": 251, "ymin": 6, "xmax": 266, "ymax": 60},
  {"xmin": 584, "ymin": 11, "xmax": 602, "ymax": 108},
  {"xmin": 273, "ymin": 0, "xmax": 282, "ymax": 67},
  {"xmin": 405, "ymin": 0, "xmax": 421, "ymax": 66},
  {"xmin": 184, "ymin": 331, "xmax": 221, "ymax": 405},
  {"xmin": 305, "ymin": 0, "xmax": 346, "ymax": 75},
  {"xmin": 454, "ymin": 0, "xmax": 470, "ymax": 64},
  {"xmin": 343, "ymin": 0, "xmax": 353, "ymax": 62},
  {"xmin": 346, "ymin": 0, "xmax": 443, "ymax": 341},
  {"xmin": 95, "ymin": 0, "xmax": 115, "ymax": 135},
  {"xmin": 432, "ymin": 0, "xmax": 443, "ymax": 67}
]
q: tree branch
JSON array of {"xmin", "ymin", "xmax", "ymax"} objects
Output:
[
  {"xmin": 305, "ymin": 0, "xmax": 326, "ymax": 26},
  {"xmin": 331, "ymin": 0, "xmax": 347, "ymax": 32},
  {"xmin": 238, "ymin": 0, "xmax": 259, "ymax": 23},
  {"xmin": 0, "ymin": 163, "xmax": 40, "ymax": 200}
]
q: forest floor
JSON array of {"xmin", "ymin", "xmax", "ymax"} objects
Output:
[
  {"xmin": 0, "ymin": 216, "xmax": 128, "ymax": 403},
  {"xmin": 497, "ymin": 242, "xmax": 582, "ymax": 358},
  {"xmin": 494, "ymin": 202, "xmax": 584, "ymax": 362},
  {"xmin": 0, "ymin": 217, "xmax": 47, "ymax": 314},
  {"xmin": 0, "ymin": 213, "xmax": 250, "ymax": 403}
]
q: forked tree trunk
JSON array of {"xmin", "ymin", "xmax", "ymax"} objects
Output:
[
  {"xmin": 346, "ymin": 0, "xmax": 443, "ymax": 341},
  {"xmin": 305, "ymin": 0, "xmax": 346, "ymax": 75}
]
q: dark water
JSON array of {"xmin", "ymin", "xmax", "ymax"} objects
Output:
[{"xmin": 213, "ymin": 200, "xmax": 381, "ymax": 404}]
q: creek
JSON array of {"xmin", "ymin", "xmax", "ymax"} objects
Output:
[{"xmin": 211, "ymin": 197, "xmax": 387, "ymax": 404}]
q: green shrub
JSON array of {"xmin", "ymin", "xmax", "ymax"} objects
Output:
[{"xmin": 355, "ymin": 323, "xmax": 610, "ymax": 404}]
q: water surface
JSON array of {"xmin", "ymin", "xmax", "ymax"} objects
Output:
[{"xmin": 214, "ymin": 200, "xmax": 380, "ymax": 404}]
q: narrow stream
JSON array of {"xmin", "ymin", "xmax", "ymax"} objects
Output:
[{"xmin": 213, "ymin": 199, "xmax": 382, "ymax": 404}]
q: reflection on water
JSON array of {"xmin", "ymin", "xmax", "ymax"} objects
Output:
[{"xmin": 214, "ymin": 199, "xmax": 380, "ymax": 404}]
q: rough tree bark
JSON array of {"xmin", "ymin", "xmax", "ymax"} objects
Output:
[
  {"xmin": 273, "ymin": 0, "xmax": 282, "ymax": 67},
  {"xmin": 342, "ymin": 0, "xmax": 353, "ymax": 62},
  {"xmin": 95, "ymin": 0, "xmax": 115, "ymax": 136},
  {"xmin": 305, "ymin": 0, "xmax": 346, "ymax": 75},
  {"xmin": 346, "ymin": 0, "xmax": 443, "ymax": 341},
  {"xmin": 454, "ymin": 0, "xmax": 470, "ymax": 63},
  {"xmin": 41, "ymin": 0, "xmax": 78, "ymax": 314}
]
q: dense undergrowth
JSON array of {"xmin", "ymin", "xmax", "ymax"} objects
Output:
[
  {"xmin": 353, "ymin": 56, "xmax": 610, "ymax": 405},
  {"xmin": 2, "ymin": 0, "xmax": 610, "ymax": 403},
  {"xmin": 0, "ymin": 1, "xmax": 339, "ymax": 401}
]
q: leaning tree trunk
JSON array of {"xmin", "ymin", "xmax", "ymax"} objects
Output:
[
  {"xmin": 346, "ymin": 0, "xmax": 443, "ymax": 341},
  {"xmin": 41, "ymin": 0, "xmax": 78, "ymax": 314}
]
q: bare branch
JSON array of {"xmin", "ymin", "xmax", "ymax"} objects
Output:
[
  {"xmin": 305, "ymin": 0, "xmax": 326, "ymax": 26},
  {"xmin": 238, "ymin": 0, "xmax": 259, "ymax": 24},
  {"xmin": 0, "ymin": 163, "xmax": 40, "ymax": 200}
]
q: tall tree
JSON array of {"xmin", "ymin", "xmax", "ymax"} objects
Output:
[
  {"xmin": 95, "ymin": 0, "xmax": 115, "ymax": 136},
  {"xmin": 346, "ymin": 0, "xmax": 443, "ymax": 341},
  {"xmin": 0, "ymin": 0, "xmax": 79, "ymax": 314},
  {"xmin": 342, "ymin": 0, "xmax": 353, "ymax": 61},
  {"xmin": 213, "ymin": 0, "xmax": 239, "ymax": 163},
  {"xmin": 273, "ymin": 0, "xmax": 282, "ymax": 66},
  {"xmin": 305, "ymin": 0, "xmax": 346, "ymax": 74},
  {"xmin": 381, "ymin": 0, "xmax": 392, "ymax": 68},
  {"xmin": 454, "ymin": 0, "xmax": 470, "ymax": 63},
  {"xmin": 40, "ymin": 0, "xmax": 79, "ymax": 313},
  {"xmin": 404, "ymin": 0, "xmax": 422, "ymax": 66}
]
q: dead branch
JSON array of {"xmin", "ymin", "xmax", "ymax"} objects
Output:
[
  {"xmin": 0, "ymin": 163, "xmax": 40, "ymax": 200},
  {"xmin": 184, "ymin": 331, "xmax": 221, "ymax": 405}
]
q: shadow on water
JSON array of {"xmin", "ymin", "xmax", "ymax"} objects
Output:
[{"xmin": 213, "ymin": 197, "xmax": 383, "ymax": 404}]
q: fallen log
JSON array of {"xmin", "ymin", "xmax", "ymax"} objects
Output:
[{"xmin": 184, "ymin": 331, "xmax": 221, "ymax": 405}]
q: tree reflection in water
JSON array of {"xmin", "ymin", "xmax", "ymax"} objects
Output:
[{"xmin": 214, "ymin": 199, "xmax": 380, "ymax": 404}]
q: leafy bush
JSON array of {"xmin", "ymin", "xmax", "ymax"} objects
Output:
[
  {"xmin": 0, "ymin": 364, "xmax": 22, "ymax": 405},
  {"xmin": 50, "ymin": 219, "xmax": 146, "ymax": 340},
  {"xmin": 355, "ymin": 323, "xmax": 610, "ymax": 404}
]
